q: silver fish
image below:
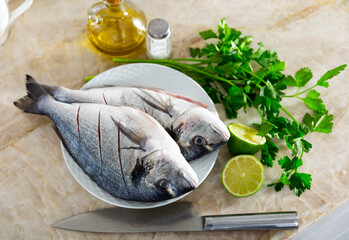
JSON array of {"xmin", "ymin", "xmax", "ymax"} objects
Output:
[
  {"xmin": 42, "ymin": 83, "xmax": 230, "ymax": 161},
  {"xmin": 14, "ymin": 75, "xmax": 198, "ymax": 202}
]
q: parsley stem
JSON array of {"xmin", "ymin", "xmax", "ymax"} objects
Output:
[
  {"xmin": 295, "ymin": 96, "xmax": 303, "ymax": 100},
  {"xmin": 112, "ymin": 58, "xmax": 215, "ymax": 64},
  {"xmin": 170, "ymin": 62, "xmax": 236, "ymax": 86},
  {"xmin": 231, "ymin": 41, "xmax": 243, "ymax": 55},
  {"xmin": 244, "ymin": 93, "xmax": 264, "ymax": 120},
  {"xmin": 280, "ymin": 105, "xmax": 299, "ymax": 124},
  {"xmin": 190, "ymin": 62, "xmax": 208, "ymax": 67},
  {"xmin": 285, "ymin": 85, "xmax": 317, "ymax": 97},
  {"xmin": 112, "ymin": 58, "xmax": 167, "ymax": 64},
  {"xmin": 85, "ymin": 75, "xmax": 96, "ymax": 83},
  {"xmin": 295, "ymin": 85, "xmax": 317, "ymax": 95},
  {"xmin": 113, "ymin": 58, "xmax": 246, "ymax": 85},
  {"xmin": 171, "ymin": 58, "xmax": 214, "ymax": 63},
  {"xmin": 300, "ymin": 149, "xmax": 304, "ymax": 160},
  {"xmin": 294, "ymin": 148, "xmax": 305, "ymax": 174},
  {"xmin": 241, "ymin": 67, "xmax": 267, "ymax": 84},
  {"xmin": 248, "ymin": 62, "xmax": 254, "ymax": 72}
]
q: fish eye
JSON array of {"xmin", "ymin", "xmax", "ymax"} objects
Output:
[
  {"xmin": 158, "ymin": 179, "xmax": 170, "ymax": 189},
  {"xmin": 193, "ymin": 136, "xmax": 206, "ymax": 146}
]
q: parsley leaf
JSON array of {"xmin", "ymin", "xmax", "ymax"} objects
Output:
[
  {"xmin": 269, "ymin": 156, "xmax": 312, "ymax": 195},
  {"xmin": 282, "ymin": 75, "xmax": 297, "ymax": 86},
  {"xmin": 317, "ymin": 64, "xmax": 347, "ymax": 88},
  {"xmin": 265, "ymin": 116, "xmax": 290, "ymax": 139},
  {"xmin": 303, "ymin": 112, "xmax": 333, "ymax": 133},
  {"xmin": 199, "ymin": 30, "xmax": 219, "ymax": 40},
  {"xmin": 261, "ymin": 140, "xmax": 279, "ymax": 167},
  {"xmin": 203, "ymin": 85, "xmax": 220, "ymax": 103},
  {"xmin": 261, "ymin": 81, "xmax": 285, "ymax": 101},
  {"xmin": 270, "ymin": 61, "xmax": 286, "ymax": 74},
  {"xmin": 244, "ymin": 84, "xmax": 251, "ymax": 93},
  {"xmin": 303, "ymin": 90, "xmax": 327, "ymax": 113},
  {"xmin": 226, "ymin": 85, "xmax": 247, "ymax": 117},
  {"xmin": 285, "ymin": 136, "xmax": 312, "ymax": 156},
  {"xmin": 279, "ymin": 156, "xmax": 302, "ymax": 171},
  {"xmin": 268, "ymin": 173, "xmax": 289, "ymax": 191},
  {"xmin": 313, "ymin": 114, "xmax": 333, "ymax": 133},
  {"xmin": 280, "ymin": 173, "xmax": 291, "ymax": 185},
  {"xmin": 289, "ymin": 172, "xmax": 312, "ymax": 196},
  {"xmin": 256, "ymin": 121, "xmax": 274, "ymax": 137},
  {"xmin": 190, "ymin": 48, "xmax": 201, "ymax": 58},
  {"xmin": 295, "ymin": 67, "xmax": 313, "ymax": 88}
]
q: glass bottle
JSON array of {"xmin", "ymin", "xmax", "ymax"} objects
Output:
[{"xmin": 87, "ymin": 0, "xmax": 146, "ymax": 56}]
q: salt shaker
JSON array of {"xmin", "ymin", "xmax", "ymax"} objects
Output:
[{"xmin": 146, "ymin": 18, "xmax": 172, "ymax": 59}]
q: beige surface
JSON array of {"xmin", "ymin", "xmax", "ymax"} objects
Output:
[{"xmin": 1, "ymin": 0, "xmax": 348, "ymax": 239}]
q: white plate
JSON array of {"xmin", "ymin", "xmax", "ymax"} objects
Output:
[{"xmin": 61, "ymin": 63, "xmax": 219, "ymax": 209}]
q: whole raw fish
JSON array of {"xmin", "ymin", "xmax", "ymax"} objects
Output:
[
  {"xmin": 14, "ymin": 76, "xmax": 198, "ymax": 202},
  {"xmin": 42, "ymin": 83, "xmax": 230, "ymax": 161}
]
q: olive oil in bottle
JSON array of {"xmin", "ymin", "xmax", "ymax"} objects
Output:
[{"xmin": 88, "ymin": 0, "xmax": 146, "ymax": 56}]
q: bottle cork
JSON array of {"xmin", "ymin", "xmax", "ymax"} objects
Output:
[{"xmin": 105, "ymin": 0, "xmax": 122, "ymax": 4}]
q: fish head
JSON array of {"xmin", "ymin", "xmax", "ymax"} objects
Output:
[
  {"xmin": 171, "ymin": 107, "xmax": 230, "ymax": 161},
  {"xmin": 136, "ymin": 149, "xmax": 198, "ymax": 201}
]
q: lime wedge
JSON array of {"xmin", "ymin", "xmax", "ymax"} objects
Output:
[
  {"xmin": 227, "ymin": 123, "xmax": 266, "ymax": 156},
  {"xmin": 222, "ymin": 155, "xmax": 264, "ymax": 197}
]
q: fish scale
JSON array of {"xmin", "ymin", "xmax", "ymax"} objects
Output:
[
  {"xmin": 73, "ymin": 104, "xmax": 147, "ymax": 200},
  {"xmin": 14, "ymin": 75, "xmax": 198, "ymax": 201},
  {"xmin": 102, "ymin": 88, "xmax": 172, "ymax": 127},
  {"xmin": 43, "ymin": 84, "xmax": 230, "ymax": 161}
]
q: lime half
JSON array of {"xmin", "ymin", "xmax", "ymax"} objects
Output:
[
  {"xmin": 227, "ymin": 123, "xmax": 266, "ymax": 156},
  {"xmin": 222, "ymin": 155, "xmax": 264, "ymax": 197}
]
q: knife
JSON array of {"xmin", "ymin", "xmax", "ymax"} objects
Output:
[{"xmin": 52, "ymin": 202, "xmax": 298, "ymax": 233}]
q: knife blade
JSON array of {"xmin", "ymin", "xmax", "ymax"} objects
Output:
[{"xmin": 52, "ymin": 202, "xmax": 298, "ymax": 233}]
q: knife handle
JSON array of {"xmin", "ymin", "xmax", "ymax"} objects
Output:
[{"xmin": 204, "ymin": 212, "xmax": 298, "ymax": 230}]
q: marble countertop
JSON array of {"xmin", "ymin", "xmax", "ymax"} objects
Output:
[{"xmin": 1, "ymin": 0, "xmax": 348, "ymax": 239}]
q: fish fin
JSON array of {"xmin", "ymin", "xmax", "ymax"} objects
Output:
[
  {"xmin": 131, "ymin": 150, "xmax": 160, "ymax": 184},
  {"xmin": 134, "ymin": 86, "xmax": 208, "ymax": 109},
  {"xmin": 163, "ymin": 91, "xmax": 208, "ymax": 109},
  {"xmin": 13, "ymin": 75, "xmax": 50, "ymax": 115},
  {"xmin": 131, "ymin": 157, "xmax": 151, "ymax": 184},
  {"xmin": 110, "ymin": 116, "xmax": 147, "ymax": 150},
  {"xmin": 83, "ymin": 85, "xmax": 116, "ymax": 90},
  {"xmin": 144, "ymin": 87, "xmax": 208, "ymax": 109},
  {"xmin": 136, "ymin": 89, "xmax": 175, "ymax": 117}
]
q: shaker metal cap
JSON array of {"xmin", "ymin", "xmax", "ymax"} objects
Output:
[{"xmin": 148, "ymin": 18, "xmax": 170, "ymax": 39}]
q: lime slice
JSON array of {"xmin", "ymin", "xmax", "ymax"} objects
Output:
[
  {"xmin": 222, "ymin": 155, "xmax": 264, "ymax": 197},
  {"xmin": 227, "ymin": 123, "xmax": 266, "ymax": 156}
]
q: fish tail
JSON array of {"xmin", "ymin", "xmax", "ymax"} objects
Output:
[
  {"xmin": 41, "ymin": 83, "xmax": 60, "ymax": 96},
  {"xmin": 41, "ymin": 83, "xmax": 72, "ymax": 103},
  {"xmin": 13, "ymin": 75, "xmax": 52, "ymax": 115}
]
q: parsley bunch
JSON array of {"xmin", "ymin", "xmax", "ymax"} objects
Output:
[{"xmin": 112, "ymin": 18, "xmax": 346, "ymax": 196}]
